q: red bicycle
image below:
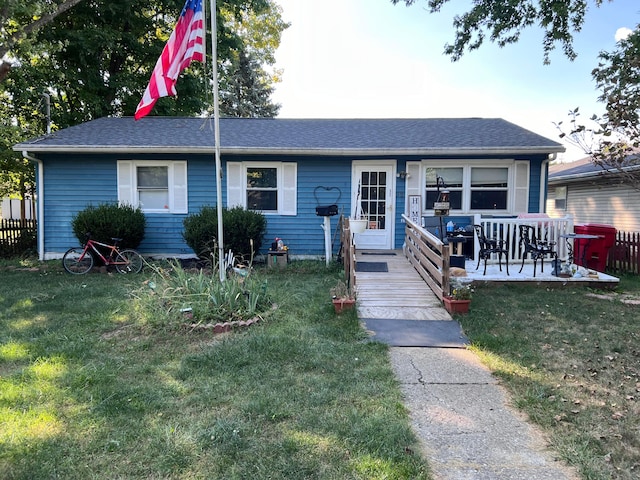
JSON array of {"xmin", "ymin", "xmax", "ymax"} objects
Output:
[{"xmin": 62, "ymin": 234, "xmax": 144, "ymax": 274}]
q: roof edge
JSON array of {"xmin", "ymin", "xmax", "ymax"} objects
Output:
[{"xmin": 15, "ymin": 145, "xmax": 566, "ymax": 156}]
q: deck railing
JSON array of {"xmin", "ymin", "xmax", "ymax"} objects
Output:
[
  {"xmin": 473, "ymin": 214, "xmax": 574, "ymax": 265},
  {"xmin": 402, "ymin": 214, "xmax": 450, "ymax": 301}
]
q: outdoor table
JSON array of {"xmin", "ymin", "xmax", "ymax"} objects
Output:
[
  {"xmin": 446, "ymin": 234, "xmax": 467, "ymax": 256},
  {"xmin": 559, "ymin": 233, "xmax": 601, "ymax": 266}
]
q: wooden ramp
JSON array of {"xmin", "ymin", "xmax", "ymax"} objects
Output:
[{"xmin": 355, "ymin": 250, "xmax": 451, "ymax": 321}]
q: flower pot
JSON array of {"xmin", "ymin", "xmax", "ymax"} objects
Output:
[
  {"xmin": 350, "ymin": 219, "xmax": 367, "ymax": 234},
  {"xmin": 332, "ymin": 297, "xmax": 356, "ymax": 314},
  {"xmin": 443, "ymin": 296, "xmax": 470, "ymax": 314}
]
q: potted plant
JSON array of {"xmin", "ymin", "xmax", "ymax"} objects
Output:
[
  {"xmin": 330, "ymin": 280, "xmax": 356, "ymax": 313},
  {"xmin": 443, "ymin": 280, "xmax": 472, "ymax": 314}
]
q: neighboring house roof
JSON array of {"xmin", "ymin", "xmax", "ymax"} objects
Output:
[
  {"xmin": 13, "ymin": 117, "xmax": 565, "ymax": 156},
  {"xmin": 549, "ymin": 155, "xmax": 640, "ymax": 183}
]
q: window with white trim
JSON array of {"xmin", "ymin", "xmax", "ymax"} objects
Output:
[
  {"xmin": 247, "ymin": 167, "xmax": 278, "ymax": 211},
  {"xmin": 117, "ymin": 160, "xmax": 188, "ymax": 214},
  {"xmin": 470, "ymin": 167, "xmax": 509, "ymax": 210},
  {"xmin": 423, "ymin": 163, "xmax": 515, "ymax": 213},
  {"xmin": 425, "ymin": 167, "xmax": 463, "ymax": 210},
  {"xmin": 554, "ymin": 186, "xmax": 567, "ymax": 210},
  {"xmin": 227, "ymin": 162, "xmax": 297, "ymax": 215}
]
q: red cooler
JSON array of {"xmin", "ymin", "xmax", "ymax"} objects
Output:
[{"xmin": 573, "ymin": 224, "xmax": 617, "ymax": 271}]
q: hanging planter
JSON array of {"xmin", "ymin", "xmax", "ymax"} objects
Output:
[
  {"xmin": 350, "ymin": 180, "xmax": 368, "ymax": 234},
  {"xmin": 350, "ymin": 219, "xmax": 368, "ymax": 234}
]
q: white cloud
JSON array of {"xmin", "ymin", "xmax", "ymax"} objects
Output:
[{"xmin": 615, "ymin": 27, "xmax": 633, "ymax": 42}]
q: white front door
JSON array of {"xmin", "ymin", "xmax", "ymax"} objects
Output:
[{"xmin": 352, "ymin": 162, "xmax": 396, "ymax": 249}]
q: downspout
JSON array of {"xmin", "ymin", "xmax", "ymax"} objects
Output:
[
  {"xmin": 22, "ymin": 151, "xmax": 44, "ymax": 260},
  {"xmin": 540, "ymin": 152, "xmax": 557, "ymax": 213}
]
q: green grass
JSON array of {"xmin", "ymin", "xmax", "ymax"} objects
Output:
[
  {"xmin": 459, "ymin": 275, "xmax": 640, "ymax": 480},
  {"xmin": 0, "ymin": 259, "xmax": 430, "ymax": 479}
]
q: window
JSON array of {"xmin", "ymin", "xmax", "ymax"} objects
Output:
[
  {"xmin": 470, "ymin": 167, "xmax": 508, "ymax": 210},
  {"xmin": 247, "ymin": 167, "xmax": 278, "ymax": 211},
  {"xmin": 117, "ymin": 160, "xmax": 187, "ymax": 214},
  {"xmin": 137, "ymin": 166, "xmax": 168, "ymax": 210},
  {"xmin": 227, "ymin": 162, "xmax": 297, "ymax": 215},
  {"xmin": 425, "ymin": 167, "xmax": 463, "ymax": 210},
  {"xmin": 554, "ymin": 186, "xmax": 567, "ymax": 210},
  {"xmin": 421, "ymin": 163, "xmax": 517, "ymax": 213}
]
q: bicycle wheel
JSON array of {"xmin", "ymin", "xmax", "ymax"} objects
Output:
[
  {"xmin": 115, "ymin": 249, "xmax": 144, "ymax": 274},
  {"xmin": 63, "ymin": 248, "xmax": 94, "ymax": 274}
]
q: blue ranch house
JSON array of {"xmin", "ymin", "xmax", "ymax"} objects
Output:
[{"xmin": 13, "ymin": 117, "xmax": 564, "ymax": 260}]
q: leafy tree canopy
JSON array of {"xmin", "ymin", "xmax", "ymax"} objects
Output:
[
  {"xmin": 393, "ymin": 0, "xmax": 640, "ymax": 188},
  {"xmin": 1, "ymin": 0, "xmax": 288, "ymax": 203}
]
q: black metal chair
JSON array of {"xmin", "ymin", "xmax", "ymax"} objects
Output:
[
  {"xmin": 474, "ymin": 224, "xmax": 509, "ymax": 276},
  {"xmin": 518, "ymin": 224, "xmax": 557, "ymax": 277}
]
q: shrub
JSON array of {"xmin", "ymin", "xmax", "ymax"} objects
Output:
[
  {"xmin": 71, "ymin": 203, "xmax": 146, "ymax": 249},
  {"xmin": 183, "ymin": 206, "xmax": 266, "ymax": 259}
]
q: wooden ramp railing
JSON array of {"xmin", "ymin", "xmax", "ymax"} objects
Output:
[
  {"xmin": 402, "ymin": 214, "xmax": 451, "ymax": 301},
  {"xmin": 339, "ymin": 215, "xmax": 356, "ymax": 292}
]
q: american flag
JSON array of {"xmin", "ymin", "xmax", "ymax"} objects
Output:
[{"xmin": 134, "ymin": 0, "xmax": 205, "ymax": 120}]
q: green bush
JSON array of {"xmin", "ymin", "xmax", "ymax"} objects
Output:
[
  {"xmin": 71, "ymin": 203, "xmax": 146, "ymax": 249},
  {"xmin": 183, "ymin": 206, "xmax": 267, "ymax": 259}
]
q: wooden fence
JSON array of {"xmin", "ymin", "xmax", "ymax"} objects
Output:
[
  {"xmin": 0, "ymin": 219, "xmax": 37, "ymax": 257},
  {"xmin": 402, "ymin": 214, "xmax": 451, "ymax": 301},
  {"xmin": 608, "ymin": 230, "xmax": 640, "ymax": 275}
]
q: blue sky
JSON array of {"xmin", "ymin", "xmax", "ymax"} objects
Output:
[{"xmin": 271, "ymin": 0, "xmax": 640, "ymax": 161}]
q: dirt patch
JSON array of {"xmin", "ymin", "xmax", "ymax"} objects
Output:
[{"xmin": 585, "ymin": 292, "xmax": 640, "ymax": 305}]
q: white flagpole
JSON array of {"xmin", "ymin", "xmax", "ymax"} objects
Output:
[{"xmin": 209, "ymin": 0, "xmax": 225, "ymax": 282}]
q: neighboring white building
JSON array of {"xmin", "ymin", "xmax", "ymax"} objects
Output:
[
  {"xmin": 1, "ymin": 197, "xmax": 35, "ymax": 220},
  {"xmin": 547, "ymin": 157, "xmax": 640, "ymax": 232}
]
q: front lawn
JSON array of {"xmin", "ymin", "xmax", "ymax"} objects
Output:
[
  {"xmin": 459, "ymin": 275, "xmax": 640, "ymax": 480},
  {"xmin": 0, "ymin": 260, "xmax": 430, "ymax": 479}
]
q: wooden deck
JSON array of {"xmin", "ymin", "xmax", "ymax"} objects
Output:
[{"xmin": 354, "ymin": 250, "xmax": 451, "ymax": 320}]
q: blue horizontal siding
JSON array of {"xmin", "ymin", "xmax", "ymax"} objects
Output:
[{"xmin": 38, "ymin": 152, "xmax": 542, "ymax": 258}]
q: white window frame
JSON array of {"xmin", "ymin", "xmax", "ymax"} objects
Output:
[
  {"xmin": 117, "ymin": 160, "xmax": 188, "ymax": 214},
  {"xmin": 420, "ymin": 160, "xmax": 516, "ymax": 214},
  {"xmin": 227, "ymin": 161, "xmax": 297, "ymax": 216},
  {"xmin": 554, "ymin": 186, "xmax": 567, "ymax": 210}
]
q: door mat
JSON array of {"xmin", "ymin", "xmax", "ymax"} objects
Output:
[
  {"xmin": 361, "ymin": 252, "xmax": 397, "ymax": 256},
  {"xmin": 362, "ymin": 319, "xmax": 469, "ymax": 347},
  {"xmin": 355, "ymin": 262, "xmax": 388, "ymax": 272}
]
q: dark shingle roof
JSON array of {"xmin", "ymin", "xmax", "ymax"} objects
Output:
[
  {"xmin": 14, "ymin": 116, "xmax": 564, "ymax": 155},
  {"xmin": 549, "ymin": 155, "xmax": 640, "ymax": 182}
]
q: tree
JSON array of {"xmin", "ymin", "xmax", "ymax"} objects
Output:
[
  {"xmin": 1, "ymin": 0, "xmax": 288, "ymax": 204},
  {"xmin": 217, "ymin": 1, "xmax": 287, "ymax": 117},
  {"xmin": 391, "ymin": 0, "xmax": 610, "ymax": 64},
  {"xmin": 2, "ymin": 0, "xmax": 287, "ymax": 127},
  {"xmin": 392, "ymin": 0, "xmax": 640, "ymax": 188},
  {"xmin": 0, "ymin": 0, "xmax": 85, "ymax": 83}
]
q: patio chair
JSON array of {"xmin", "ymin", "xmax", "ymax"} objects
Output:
[
  {"xmin": 518, "ymin": 224, "xmax": 557, "ymax": 277},
  {"xmin": 474, "ymin": 224, "xmax": 509, "ymax": 276}
]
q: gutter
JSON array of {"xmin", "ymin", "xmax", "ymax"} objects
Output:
[
  {"xmin": 13, "ymin": 145, "xmax": 566, "ymax": 157},
  {"xmin": 549, "ymin": 164, "xmax": 640, "ymax": 184},
  {"xmin": 22, "ymin": 151, "xmax": 45, "ymax": 260},
  {"xmin": 540, "ymin": 153, "xmax": 557, "ymax": 213}
]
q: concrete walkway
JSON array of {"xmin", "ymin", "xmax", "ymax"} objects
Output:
[{"xmin": 355, "ymin": 251, "xmax": 580, "ymax": 480}]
